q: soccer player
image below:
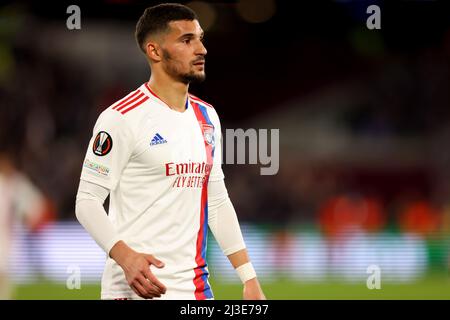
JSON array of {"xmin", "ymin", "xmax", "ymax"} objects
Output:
[
  {"xmin": 75, "ymin": 3, "xmax": 265, "ymax": 300},
  {"xmin": 0, "ymin": 151, "xmax": 48, "ymax": 299}
]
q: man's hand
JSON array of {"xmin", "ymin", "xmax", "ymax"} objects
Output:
[
  {"xmin": 110, "ymin": 240, "xmax": 167, "ymax": 299},
  {"xmin": 243, "ymin": 278, "xmax": 266, "ymax": 300}
]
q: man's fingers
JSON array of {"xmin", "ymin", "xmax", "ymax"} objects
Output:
[
  {"xmin": 130, "ymin": 284, "xmax": 141, "ymax": 297},
  {"xmin": 143, "ymin": 268, "xmax": 167, "ymax": 294},
  {"xmin": 132, "ymin": 279, "xmax": 159, "ymax": 299},
  {"xmin": 145, "ymin": 254, "xmax": 165, "ymax": 268},
  {"xmin": 137, "ymin": 275, "xmax": 161, "ymax": 298},
  {"xmin": 123, "ymin": 254, "xmax": 166, "ymax": 298},
  {"xmin": 130, "ymin": 282, "xmax": 148, "ymax": 299}
]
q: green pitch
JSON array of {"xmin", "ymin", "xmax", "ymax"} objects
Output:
[{"xmin": 12, "ymin": 276, "xmax": 450, "ymax": 300}]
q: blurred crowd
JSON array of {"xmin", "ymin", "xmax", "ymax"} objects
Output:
[
  {"xmin": 1, "ymin": 3, "xmax": 450, "ymax": 244},
  {"xmin": 224, "ymin": 36, "xmax": 450, "ymax": 238}
]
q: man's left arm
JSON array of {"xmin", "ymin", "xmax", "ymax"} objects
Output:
[
  {"xmin": 207, "ymin": 179, "xmax": 266, "ymax": 300},
  {"xmin": 207, "ymin": 106, "xmax": 265, "ymax": 299},
  {"xmin": 227, "ymin": 248, "xmax": 265, "ymax": 300}
]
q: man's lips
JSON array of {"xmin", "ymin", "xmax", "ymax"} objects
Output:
[{"xmin": 193, "ymin": 61, "xmax": 205, "ymax": 66}]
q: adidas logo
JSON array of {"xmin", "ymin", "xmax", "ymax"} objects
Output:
[{"xmin": 150, "ymin": 133, "xmax": 168, "ymax": 146}]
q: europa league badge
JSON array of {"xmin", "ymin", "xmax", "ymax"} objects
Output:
[{"xmin": 93, "ymin": 131, "xmax": 113, "ymax": 156}]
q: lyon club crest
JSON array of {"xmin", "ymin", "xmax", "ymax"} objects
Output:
[{"xmin": 202, "ymin": 124, "xmax": 215, "ymax": 146}]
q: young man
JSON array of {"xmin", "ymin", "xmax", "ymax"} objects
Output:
[{"xmin": 75, "ymin": 3, "xmax": 265, "ymax": 300}]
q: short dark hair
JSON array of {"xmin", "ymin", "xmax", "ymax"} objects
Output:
[{"xmin": 135, "ymin": 3, "xmax": 198, "ymax": 53}]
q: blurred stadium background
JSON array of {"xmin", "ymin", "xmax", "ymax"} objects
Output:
[{"xmin": 1, "ymin": 0, "xmax": 450, "ymax": 299}]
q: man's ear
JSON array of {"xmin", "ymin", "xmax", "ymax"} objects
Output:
[{"xmin": 146, "ymin": 41, "xmax": 162, "ymax": 62}]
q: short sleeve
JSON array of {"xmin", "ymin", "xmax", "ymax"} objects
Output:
[
  {"xmin": 80, "ymin": 110, "xmax": 134, "ymax": 190},
  {"xmin": 209, "ymin": 108, "xmax": 225, "ymax": 182}
]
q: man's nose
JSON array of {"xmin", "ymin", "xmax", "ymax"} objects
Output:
[{"xmin": 196, "ymin": 41, "xmax": 207, "ymax": 56}]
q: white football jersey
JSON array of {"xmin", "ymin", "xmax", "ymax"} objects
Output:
[{"xmin": 80, "ymin": 82, "xmax": 224, "ymax": 300}]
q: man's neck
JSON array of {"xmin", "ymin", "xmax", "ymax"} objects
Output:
[{"xmin": 148, "ymin": 75, "xmax": 189, "ymax": 113}]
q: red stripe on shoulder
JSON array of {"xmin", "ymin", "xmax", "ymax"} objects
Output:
[
  {"xmin": 115, "ymin": 92, "xmax": 145, "ymax": 112},
  {"xmin": 121, "ymin": 96, "xmax": 149, "ymax": 114},
  {"xmin": 111, "ymin": 90, "xmax": 141, "ymax": 110},
  {"xmin": 189, "ymin": 94, "xmax": 214, "ymax": 109}
]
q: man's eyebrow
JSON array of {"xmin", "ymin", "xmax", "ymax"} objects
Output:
[
  {"xmin": 177, "ymin": 32, "xmax": 205, "ymax": 40},
  {"xmin": 177, "ymin": 33, "xmax": 194, "ymax": 40}
]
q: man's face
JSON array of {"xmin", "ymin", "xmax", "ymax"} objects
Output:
[{"xmin": 159, "ymin": 19, "xmax": 207, "ymax": 84}]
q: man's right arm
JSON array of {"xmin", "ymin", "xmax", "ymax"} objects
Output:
[
  {"xmin": 76, "ymin": 105, "xmax": 168, "ymax": 300},
  {"xmin": 75, "ymin": 180, "xmax": 120, "ymax": 254},
  {"xmin": 75, "ymin": 179, "xmax": 166, "ymax": 298}
]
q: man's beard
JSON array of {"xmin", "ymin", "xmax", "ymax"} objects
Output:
[{"xmin": 162, "ymin": 48, "xmax": 206, "ymax": 84}]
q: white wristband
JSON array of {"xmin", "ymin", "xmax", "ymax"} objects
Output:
[{"xmin": 236, "ymin": 262, "xmax": 257, "ymax": 283}]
